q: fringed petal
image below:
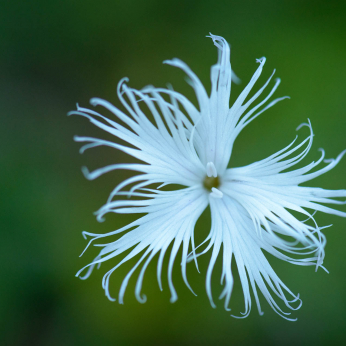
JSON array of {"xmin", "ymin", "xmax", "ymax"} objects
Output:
[
  {"xmin": 207, "ymin": 196, "xmax": 302, "ymax": 321},
  {"xmin": 76, "ymin": 188, "xmax": 208, "ymax": 303}
]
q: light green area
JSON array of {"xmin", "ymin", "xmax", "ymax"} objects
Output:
[{"xmin": 1, "ymin": 0, "xmax": 346, "ymax": 345}]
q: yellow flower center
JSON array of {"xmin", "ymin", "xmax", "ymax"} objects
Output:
[{"xmin": 203, "ymin": 175, "xmax": 220, "ymax": 191}]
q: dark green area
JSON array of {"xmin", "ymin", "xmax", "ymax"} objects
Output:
[{"xmin": 1, "ymin": 0, "xmax": 346, "ymax": 345}]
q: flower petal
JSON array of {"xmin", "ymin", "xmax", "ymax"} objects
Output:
[
  {"xmin": 207, "ymin": 196, "xmax": 302, "ymax": 321},
  {"xmin": 76, "ymin": 187, "xmax": 208, "ymax": 304},
  {"xmin": 223, "ymin": 121, "xmax": 346, "ymax": 271},
  {"xmin": 198, "ymin": 40, "xmax": 287, "ymax": 174},
  {"xmin": 69, "ymin": 79, "xmax": 206, "ymax": 192}
]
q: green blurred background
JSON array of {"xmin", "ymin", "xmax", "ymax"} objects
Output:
[{"xmin": 1, "ymin": 0, "xmax": 346, "ymax": 345}]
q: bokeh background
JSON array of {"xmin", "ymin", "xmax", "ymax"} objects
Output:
[{"xmin": 1, "ymin": 0, "xmax": 346, "ymax": 345}]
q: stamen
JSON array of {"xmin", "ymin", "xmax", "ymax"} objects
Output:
[
  {"xmin": 206, "ymin": 162, "xmax": 217, "ymax": 177},
  {"xmin": 210, "ymin": 187, "xmax": 223, "ymax": 199}
]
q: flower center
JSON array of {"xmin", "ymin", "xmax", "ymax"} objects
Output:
[
  {"xmin": 203, "ymin": 162, "xmax": 223, "ymax": 198},
  {"xmin": 203, "ymin": 175, "xmax": 220, "ymax": 191}
]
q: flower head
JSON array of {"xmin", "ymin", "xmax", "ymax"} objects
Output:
[{"xmin": 70, "ymin": 34, "xmax": 346, "ymax": 320}]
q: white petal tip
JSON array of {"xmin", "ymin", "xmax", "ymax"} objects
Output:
[
  {"xmin": 137, "ymin": 294, "xmax": 147, "ymax": 304},
  {"xmin": 89, "ymin": 98, "xmax": 98, "ymax": 106},
  {"xmin": 256, "ymin": 57, "xmax": 266, "ymax": 64},
  {"xmin": 170, "ymin": 296, "xmax": 178, "ymax": 303},
  {"xmin": 81, "ymin": 166, "xmax": 92, "ymax": 180}
]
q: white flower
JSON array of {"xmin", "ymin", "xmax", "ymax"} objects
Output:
[{"xmin": 70, "ymin": 34, "xmax": 346, "ymax": 320}]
